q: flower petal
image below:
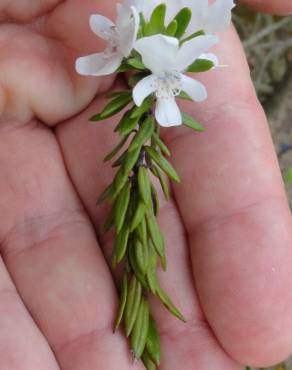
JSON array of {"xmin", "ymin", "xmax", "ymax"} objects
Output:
[
  {"xmin": 89, "ymin": 15, "xmax": 115, "ymax": 40},
  {"xmin": 134, "ymin": 35, "xmax": 179, "ymax": 74},
  {"xmin": 183, "ymin": 0, "xmax": 208, "ymax": 35},
  {"xmin": 199, "ymin": 53, "xmax": 219, "ymax": 66},
  {"xmin": 133, "ymin": 75, "xmax": 156, "ymax": 106},
  {"xmin": 176, "ymin": 35, "xmax": 218, "ymax": 72},
  {"xmin": 117, "ymin": 5, "xmax": 140, "ymax": 57},
  {"xmin": 205, "ymin": 0, "xmax": 235, "ymax": 34},
  {"xmin": 155, "ymin": 97, "xmax": 182, "ymax": 127},
  {"xmin": 76, "ymin": 53, "xmax": 122, "ymax": 76},
  {"xmin": 181, "ymin": 74, "xmax": 207, "ymax": 102}
]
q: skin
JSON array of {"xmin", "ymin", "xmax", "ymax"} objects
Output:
[{"xmin": 0, "ymin": 0, "xmax": 292, "ymax": 369}]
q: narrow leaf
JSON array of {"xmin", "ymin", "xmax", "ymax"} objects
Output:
[
  {"xmin": 104, "ymin": 134, "xmax": 130, "ymax": 162},
  {"xmin": 165, "ymin": 20, "xmax": 178, "ymax": 36},
  {"xmin": 150, "ymin": 165, "xmax": 170, "ymax": 201},
  {"xmin": 136, "ymin": 216, "xmax": 148, "ymax": 246},
  {"xmin": 129, "ymin": 242, "xmax": 148, "ymax": 288},
  {"xmin": 146, "ymin": 212, "xmax": 165, "ymax": 260},
  {"xmin": 111, "ymin": 225, "xmax": 130, "ymax": 267},
  {"xmin": 90, "ymin": 92, "xmax": 132, "ymax": 121},
  {"xmin": 138, "ymin": 166, "xmax": 152, "ymax": 205},
  {"xmin": 130, "ymin": 201, "xmax": 147, "ymax": 232},
  {"xmin": 186, "ymin": 58, "xmax": 214, "ymax": 73},
  {"xmin": 114, "ymin": 274, "xmax": 128, "ymax": 332},
  {"xmin": 142, "ymin": 351, "xmax": 157, "ymax": 370},
  {"xmin": 157, "ymin": 285, "xmax": 186, "ymax": 322},
  {"xmin": 128, "ymin": 116, "xmax": 155, "ymax": 152},
  {"xmin": 173, "ymin": 7, "xmax": 192, "ymax": 39},
  {"xmin": 134, "ymin": 238, "xmax": 149, "ymax": 275},
  {"xmin": 115, "ymin": 108, "xmax": 139, "ymax": 136},
  {"xmin": 145, "ymin": 146, "xmax": 180, "ymax": 182},
  {"xmin": 146, "ymin": 241, "xmax": 158, "ymax": 294},
  {"xmin": 114, "ymin": 180, "xmax": 131, "ymax": 232},
  {"xmin": 146, "ymin": 317, "xmax": 161, "ymax": 366},
  {"xmin": 181, "ymin": 112, "xmax": 204, "ymax": 132},
  {"xmin": 131, "ymin": 297, "xmax": 150, "ymax": 359},
  {"xmin": 146, "ymin": 4, "xmax": 166, "ymax": 35},
  {"xmin": 125, "ymin": 276, "xmax": 142, "ymax": 337},
  {"xmin": 152, "ymin": 132, "xmax": 171, "ymax": 156}
]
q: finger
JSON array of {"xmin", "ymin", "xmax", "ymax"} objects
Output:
[
  {"xmin": 0, "ymin": 0, "xmax": 61, "ymax": 21},
  {"xmin": 0, "ymin": 1, "xmax": 116, "ymax": 124},
  {"xmin": 160, "ymin": 26, "xmax": 292, "ymax": 367},
  {"xmin": 0, "ymin": 256, "xmax": 59, "ymax": 369},
  {"xmin": 0, "ymin": 120, "xmax": 144, "ymax": 370},
  {"xmin": 56, "ymin": 89, "xmax": 241, "ymax": 370},
  {"xmin": 240, "ymin": 0, "xmax": 292, "ymax": 15}
]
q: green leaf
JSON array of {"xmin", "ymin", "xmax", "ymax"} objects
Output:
[
  {"xmin": 111, "ymin": 225, "xmax": 130, "ymax": 267},
  {"xmin": 146, "ymin": 242, "xmax": 158, "ymax": 294},
  {"xmin": 114, "ymin": 180, "xmax": 131, "ymax": 233},
  {"xmin": 122, "ymin": 147, "xmax": 141, "ymax": 174},
  {"xmin": 125, "ymin": 276, "xmax": 142, "ymax": 337},
  {"xmin": 90, "ymin": 92, "xmax": 132, "ymax": 121},
  {"xmin": 131, "ymin": 96, "xmax": 153, "ymax": 118},
  {"xmin": 181, "ymin": 112, "xmax": 204, "ymax": 132},
  {"xmin": 112, "ymin": 150, "xmax": 127, "ymax": 167},
  {"xmin": 104, "ymin": 134, "xmax": 130, "ymax": 162},
  {"xmin": 115, "ymin": 109, "xmax": 139, "ymax": 136},
  {"xmin": 146, "ymin": 317, "xmax": 161, "ymax": 366},
  {"xmin": 186, "ymin": 58, "xmax": 214, "ymax": 73},
  {"xmin": 145, "ymin": 146, "xmax": 180, "ymax": 183},
  {"xmin": 130, "ymin": 201, "xmax": 147, "ymax": 232},
  {"xmin": 136, "ymin": 216, "xmax": 148, "ymax": 246},
  {"xmin": 134, "ymin": 238, "xmax": 149, "ymax": 275},
  {"xmin": 127, "ymin": 57, "xmax": 146, "ymax": 70},
  {"xmin": 128, "ymin": 116, "xmax": 155, "ymax": 152},
  {"xmin": 138, "ymin": 166, "xmax": 152, "ymax": 205},
  {"xmin": 150, "ymin": 165, "xmax": 170, "ymax": 201},
  {"xmin": 142, "ymin": 351, "xmax": 157, "ymax": 370},
  {"xmin": 152, "ymin": 132, "xmax": 171, "ymax": 156},
  {"xmin": 114, "ymin": 273, "xmax": 128, "ymax": 332},
  {"xmin": 165, "ymin": 20, "xmax": 178, "ymax": 36},
  {"xmin": 145, "ymin": 4, "xmax": 166, "ymax": 35},
  {"xmin": 129, "ymin": 242, "xmax": 148, "ymax": 288},
  {"xmin": 180, "ymin": 29, "xmax": 205, "ymax": 44},
  {"xmin": 173, "ymin": 7, "xmax": 192, "ymax": 39},
  {"xmin": 146, "ymin": 212, "xmax": 165, "ymax": 262},
  {"xmin": 109, "ymin": 167, "xmax": 130, "ymax": 201},
  {"xmin": 131, "ymin": 297, "xmax": 150, "ymax": 359},
  {"xmin": 156, "ymin": 285, "xmax": 186, "ymax": 322}
]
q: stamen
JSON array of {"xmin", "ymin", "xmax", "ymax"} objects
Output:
[{"xmin": 154, "ymin": 71, "xmax": 182, "ymax": 99}]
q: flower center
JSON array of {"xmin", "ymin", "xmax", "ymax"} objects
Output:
[
  {"xmin": 103, "ymin": 26, "xmax": 120, "ymax": 59},
  {"xmin": 154, "ymin": 71, "xmax": 182, "ymax": 99}
]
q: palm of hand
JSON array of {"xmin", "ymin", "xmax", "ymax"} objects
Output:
[{"xmin": 0, "ymin": 1, "xmax": 292, "ymax": 370}]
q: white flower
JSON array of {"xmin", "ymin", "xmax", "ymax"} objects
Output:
[
  {"xmin": 133, "ymin": 34, "xmax": 218, "ymax": 127},
  {"xmin": 165, "ymin": 0, "xmax": 235, "ymax": 36},
  {"xmin": 76, "ymin": 3, "xmax": 139, "ymax": 77},
  {"xmin": 124, "ymin": 0, "xmax": 160, "ymax": 21}
]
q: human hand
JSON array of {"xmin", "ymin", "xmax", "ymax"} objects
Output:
[{"xmin": 0, "ymin": 1, "xmax": 292, "ymax": 369}]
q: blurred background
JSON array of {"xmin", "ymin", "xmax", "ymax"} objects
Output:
[{"xmin": 233, "ymin": 5, "xmax": 292, "ymax": 370}]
